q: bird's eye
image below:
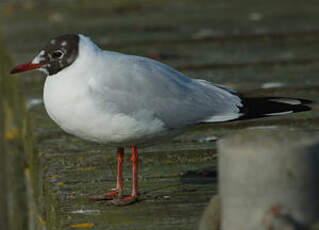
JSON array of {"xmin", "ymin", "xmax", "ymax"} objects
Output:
[{"xmin": 52, "ymin": 50, "xmax": 64, "ymax": 59}]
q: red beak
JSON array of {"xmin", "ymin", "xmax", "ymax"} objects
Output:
[{"xmin": 10, "ymin": 62, "xmax": 43, "ymax": 74}]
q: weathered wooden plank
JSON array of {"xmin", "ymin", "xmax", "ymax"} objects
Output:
[
  {"xmin": 4, "ymin": 0, "xmax": 319, "ymax": 40},
  {"xmin": 0, "ymin": 29, "xmax": 29, "ymax": 230},
  {"xmin": 3, "ymin": 0, "xmax": 319, "ymax": 63},
  {"xmin": 0, "ymin": 41, "xmax": 9, "ymax": 230}
]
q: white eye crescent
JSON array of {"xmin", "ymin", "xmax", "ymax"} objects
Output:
[{"xmin": 52, "ymin": 50, "xmax": 64, "ymax": 59}]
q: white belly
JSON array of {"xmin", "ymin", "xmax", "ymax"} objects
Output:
[{"xmin": 43, "ymin": 75, "xmax": 167, "ymax": 146}]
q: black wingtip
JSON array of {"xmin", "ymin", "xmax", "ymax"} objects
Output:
[{"xmin": 238, "ymin": 96, "xmax": 313, "ymax": 120}]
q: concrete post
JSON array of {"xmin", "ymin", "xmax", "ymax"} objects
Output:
[{"xmin": 218, "ymin": 129, "xmax": 319, "ymax": 230}]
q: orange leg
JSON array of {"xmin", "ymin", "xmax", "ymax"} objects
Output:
[
  {"xmin": 89, "ymin": 147, "xmax": 124, "ymax": 200},
  {"xmin": 116, "ymin": 147, "xmax": 125, "ymax": 195},
  {"xmin": 112, "ymin": 146, "xmax": 138, "ymax": 205}
]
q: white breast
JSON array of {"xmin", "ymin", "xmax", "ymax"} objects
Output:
[{"xmin": 43, "ymin": 72, "xmax": 167, "ymax": 145}]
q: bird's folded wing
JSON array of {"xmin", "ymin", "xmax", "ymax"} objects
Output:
[{"xmin": 88, "ymin": 52, "xmax": 242, "ymax": 128}]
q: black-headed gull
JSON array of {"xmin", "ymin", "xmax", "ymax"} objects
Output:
[{"xmin": 11, "ymin": 34, "xmax": 311, "ymax": 205}]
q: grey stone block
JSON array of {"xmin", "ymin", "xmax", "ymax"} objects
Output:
[{"xmin": 218, "ymin": 129, "xmax": 319, "ymax": 230}]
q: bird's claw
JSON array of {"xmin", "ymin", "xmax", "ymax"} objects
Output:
[
  {"xmin": 111, "ymin": 195, "xmax": 138, "ymax": 206},
  {"xmin": 88, "ymin": 189, "xmax": 122, "ymax": 200}
]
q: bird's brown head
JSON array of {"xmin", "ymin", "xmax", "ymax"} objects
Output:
[{"xmin": 11, "ymin": 34, "xmax": 80, "ymax": 76}]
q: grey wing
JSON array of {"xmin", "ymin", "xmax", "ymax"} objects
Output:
[{"xmin": 89, "ymin": 52, "xmax": 242, "ymax": 129}]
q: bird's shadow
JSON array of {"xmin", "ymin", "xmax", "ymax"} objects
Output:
[
  {"xmin": 180, "ymin": 166, "xmax": 217, "ymax": 185},
  {"xmin": 138, "ymin": 166, "xmax": 217, "ymax": 202}
]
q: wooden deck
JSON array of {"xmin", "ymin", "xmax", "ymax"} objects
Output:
[{"xmin": 1, "ymin": 0, "xmax": 319, "ymax": 229}]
